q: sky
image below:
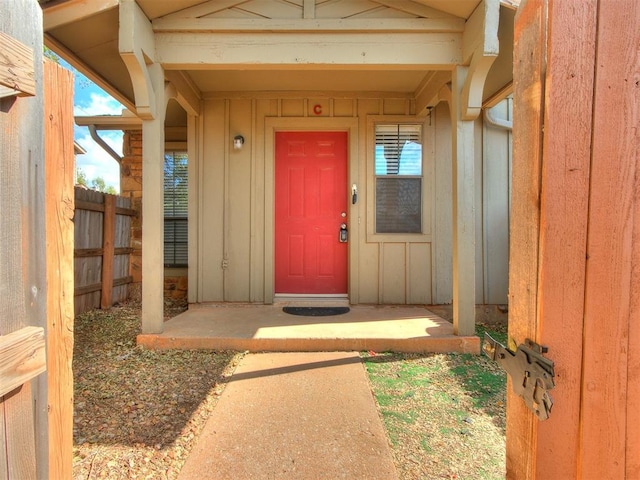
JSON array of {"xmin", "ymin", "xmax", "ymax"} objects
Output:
[{"xmin": 67, "ymin": 62, "xmax": 124, "ymax": 192}]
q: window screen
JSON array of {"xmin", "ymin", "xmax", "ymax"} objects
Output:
[
  {"xmin": 164, "ymin": 151, "xmax": 188, "ymax": 267},
  {"xmin": 374, "ymin": 125, "xmax": 422, "ymax": 233}
]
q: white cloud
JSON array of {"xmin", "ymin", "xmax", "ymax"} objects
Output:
[
  {"xmin": 75, "ymin": 127, "xmax": 123, "ymax": 192},
  {"xmin": 74, "ymin": 91, "xmax": 123, "ymax": 117}
]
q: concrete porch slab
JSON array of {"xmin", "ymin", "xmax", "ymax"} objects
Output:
[{"xmin": 137, "ymin": 304, "xmax": 480, "ymax": 354}]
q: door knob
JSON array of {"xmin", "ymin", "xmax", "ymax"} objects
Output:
[{"xmin": 339, "ymin": 223, "xmax": 348, "ymax": 243}]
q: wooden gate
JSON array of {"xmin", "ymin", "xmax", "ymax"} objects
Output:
[
  {"xmin": 1, "ymin": 2, "xmax": 74, "ymax": 478},
  {"xmin": 508, "ymin": 1, "xmax": 639, "ymax": 478},
  {"xmin": 74, "ymin": 188, "xmax": 135, "ymax": 315}
]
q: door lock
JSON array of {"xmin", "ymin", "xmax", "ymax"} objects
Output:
[{"xmin": 339, "ymin": 223, "xmax": 348, "ymax": 243}]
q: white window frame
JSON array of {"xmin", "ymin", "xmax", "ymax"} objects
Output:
[{"xmin": 366, "ymin": 115, "xmax": 432, "ymax": 243}]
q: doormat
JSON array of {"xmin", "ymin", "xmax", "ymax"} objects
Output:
[{"xmin": 283, "ymin": 306, "xmax": 350, "ymax": 317}]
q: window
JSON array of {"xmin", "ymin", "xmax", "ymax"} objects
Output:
[
  {"xmin": 374, "ymin": 124, "xmax": 423, "ymax": 233},
  {"xmin": 164, "ymin": 151, "xmax": 188, "ymax": 267}
]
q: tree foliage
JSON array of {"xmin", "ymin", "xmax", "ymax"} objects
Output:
[
  {"xmin": 43, "ymin": 46, "xmax": 60, "ymax": 63},
  {"xmin": 76, "ymin": 167, "xmax": 117, "ymax": 194},
  {"xmin": 76, "ymin": 168, "xmax": 89, "ymax": 187}
]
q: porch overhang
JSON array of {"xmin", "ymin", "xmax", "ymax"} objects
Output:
[
  {"xmin": 40, "ymin": 0, "xmax": 517, "ymax": 340},
  {"xmin": 40, "ymin": 0, "xmax": 515, "ymax": 120}
]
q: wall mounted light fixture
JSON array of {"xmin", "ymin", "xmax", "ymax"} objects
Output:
[{"xmin": 233, "ymin": 135, "xmax": 245, "ymax": 150}]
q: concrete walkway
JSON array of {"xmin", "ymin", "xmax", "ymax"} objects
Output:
[{"xmin": 178, "ymin": 352, "xmax": 398, "ymax": 479}]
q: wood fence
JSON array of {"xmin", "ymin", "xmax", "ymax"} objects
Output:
[{"xmin": 74, "ymin": 187, "xmax": 136, "ymax": 315}]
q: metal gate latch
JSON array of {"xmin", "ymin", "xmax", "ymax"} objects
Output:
[{"xmin": 482, "ymin": 334, "xmax": 555, "ymax": 421}]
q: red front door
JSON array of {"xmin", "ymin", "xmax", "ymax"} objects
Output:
[{"xmin": 275, "ymin": 131, "xmax": 348, "ymax": 294}]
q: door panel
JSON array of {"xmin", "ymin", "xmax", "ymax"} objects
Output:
[{"xmin": 275, "ymin": 131, "xmax": 348, "ymax": 294}]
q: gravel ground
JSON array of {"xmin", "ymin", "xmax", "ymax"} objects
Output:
[{"xmin": 73, "ymin": 301, "xmax": 242, "ymax": 479}]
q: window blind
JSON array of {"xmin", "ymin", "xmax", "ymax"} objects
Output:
[
  {"xmin": 374, "ymin": 124, "xmax": 423, "ymax": 234},
  {"xmin": 375, "ymin": 124, "xmax": 422, "ymax": 176},
  {"xmin": 164, "ymin": 152, "xmax": 188, "ymax": 267}
]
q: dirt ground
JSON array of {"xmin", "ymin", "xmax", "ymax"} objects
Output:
[
  {"xmin": 73, "ymin": 301, "xmax": 241, "ymax": 479},
  {"xmin": 72, "ymin": 301, "xmax": 506, "ymax": 479}
]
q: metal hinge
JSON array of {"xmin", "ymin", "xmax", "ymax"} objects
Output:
[{"xmin": 482, "ymin": 334, "xmax": 556, "ymax": 421}]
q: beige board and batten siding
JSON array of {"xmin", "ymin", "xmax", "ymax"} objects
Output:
[
  {"xmin": 431, "ymin": 100, "xmax": 511, "ymax": 306},
  {"xmin": 192, "ymin": 95, "xmax": 433, "ymax": 305},
  {"xmin": 190, "ymin": 94, "xmax": 511, "ymax": 305},
  {"xmin": 481, "ymin": 98, "xmax": 511, "ymax": 305}
]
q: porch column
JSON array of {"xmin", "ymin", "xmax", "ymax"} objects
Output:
[
  {"xmin": 119, "ymin": 0, "xmax": 169, "ymax": 333},
  {"xmin": 451, "ymin": 66, "xmax": 476, "ymax": 336},
  {"xmin": 140, "ymin": 63, "xmax": 166, "ymax": 333}
]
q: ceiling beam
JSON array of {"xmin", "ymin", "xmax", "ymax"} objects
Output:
[
  {"xmin": 42, "ymin": 0, "xmax": 118, "ymax": 31},
  {"xmin": 152, "ymin": 17, "xmax": 464, "ymax": 33},
  {"xmin": 415, "ymin": 70, "xmax": 452, "ymax": 114},
  {"xmin": 156, "ymin": 32, "xmax": 462, "ymax": 70},
  {"xmin": 483, "ymin": 81, "xmax": 513, "ymax": 108},
  {"xmin": 303, "ymin": 0, "xmax": 315, "ymax": 19},
  {"xmin": 164, "ymin": 71, "xmax": 201, "ymax": 116}
]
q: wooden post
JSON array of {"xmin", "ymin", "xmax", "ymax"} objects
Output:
[
  {"xmin": 450, "ymin": 66, "xmax": 476, "ymax": 336},
  {"xmin": 44, "ymin": 59, "xmax": 75, "ymax": 480},
  {"xmin": 101, "ymin": 194, "xmax": 116, "ymax": 309},
  {"xmin": 508, "ymin": 0, "xmax": 639, "ymax": 477}
]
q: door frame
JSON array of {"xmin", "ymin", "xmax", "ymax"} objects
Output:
[{"xmin": 264, "ymin": 117, "xmax": 359, "ymax": 304}]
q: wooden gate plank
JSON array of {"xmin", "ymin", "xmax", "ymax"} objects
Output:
[
  {"xmin": 0, "ymin": 326, "xmax": 46, "ymax": 397},
  {"xmin": 0, "ymin": 31, "xmax": 35, "ymax": 98},
  {"xmin": 0, "ymin": 399, "xmax": 6, "ymax": 478},
  {"xmin": 580, "ymin": 1, "xmax": 639, "ymax": 477},
  {"xmin": 3, "ymin": 386, "xmax": 37, "ymax": 478},
  {"xmin": 44, "ymin": 59, "xmax": 75, "ymax": 480},
  {"xmin": 534, "ymin": 1, "xmax": 597, "ymax": 478},
  {"xmin": 507, "ymin": 1, "xmax": 547, "ymax": 477},
  {"xmin": 629, "ymin": 173, "xmax": 640, "ymax": 478}
]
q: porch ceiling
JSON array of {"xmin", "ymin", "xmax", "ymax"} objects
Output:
[
  {"xmin": 187, "ymin": 68, "xmax": 432, "ymax": 94},
  {"xmin": 40, "ymin": 0, "xmax": 515, "ymax": 123}
]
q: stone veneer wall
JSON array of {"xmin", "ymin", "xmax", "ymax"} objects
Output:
[
  {"xmin": 120, "ymin": 131, "xmax": 143, "ymax": 300},
  {"xmin": 164, "ymin": 274, "xmax": 188, "ymax": 300}
]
